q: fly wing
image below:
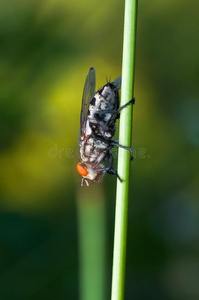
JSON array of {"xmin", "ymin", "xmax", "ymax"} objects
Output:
[
  {"xmin": 80, "ymin": 67, "xmax": 96, "ymax": 134},
  {"xmin": 112, "ymin": 76, "xmax": 121, "ymax": 90},
  {"xmin": 111, "ymin": 76, "xmax": 121, "ymax": 111}
]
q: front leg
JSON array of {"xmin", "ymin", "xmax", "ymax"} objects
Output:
[
  {"xmin": 105, "ymin": 152, "xmax": 123, "ymax": 182},
  {"xmin": 107, "ymin": 167, "xmax": 123, "ymax": 182},
  {"xmin": 96, "ymin": 152, "xmax": 123, "ymax": 182}
]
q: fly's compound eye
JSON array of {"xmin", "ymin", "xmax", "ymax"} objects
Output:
[{"xmin": 77, "ymin": 164, "xmax": 88, "ymax": 176}]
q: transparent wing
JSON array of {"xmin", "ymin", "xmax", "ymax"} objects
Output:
[
  {"xmin": 112, "ymin": 76, "xmax": 121, "ymax": 90},
  {"xmin": 80, "ymin": 67, "xmax": 96, "ymax": 133}
]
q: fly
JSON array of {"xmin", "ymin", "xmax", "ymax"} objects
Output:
[{"xmin": 77, "ymin": 67, "xmax": 134, "ymax": 186}]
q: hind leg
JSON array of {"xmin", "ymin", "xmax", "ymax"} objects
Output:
[
  {"xmin": 118, "ymin": 97, "xmax": 135, "ymax": 112},
  {"xmin": 95, "ymin": 97, "xmax": 135, "ymax": 115}
]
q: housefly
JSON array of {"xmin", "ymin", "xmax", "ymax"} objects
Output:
[{"xmin": 77, "ymin": 67, "xmax": 134, "ymax": 186}]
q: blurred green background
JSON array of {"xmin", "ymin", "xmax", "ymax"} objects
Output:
[{"xmin": 0, "ymin": 0, "xmax": 199, "ymax": 299}]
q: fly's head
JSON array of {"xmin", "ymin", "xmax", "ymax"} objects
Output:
[{"xmin": 77, "ymin": 162, "xmax": 105, "ymax": 186}]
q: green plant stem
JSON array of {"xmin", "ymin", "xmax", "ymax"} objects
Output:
[
  {"xmin": 77, "ymin": 186, "xmax": 106, "ymax": 300},
  {"xmin": 111, "ymin": 1, "xmax": 138, "ymax": 300}
]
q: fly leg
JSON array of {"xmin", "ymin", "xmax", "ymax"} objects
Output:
[
  {"xmin": 110, "ymin": 140, "xmax": 134, "ymax": 160},
  {"xmin": 96, "ymin": 152, "xmax": 123, "ymax": 182},
  {"xmin": 89, "ymin": 134, "xmax": 134, "ymax": 161},
  {"xmin": 117, "ymin": 97, "xmax": 135, "ymax": 112},
  {"xmin": 107, "ymin": 168, "xmax": 123, "ymax": 182},
  {"xmin": 105, "ymin": 152, "xmax": 123, "ymax": 182},
  {"xmin": 94, "ymin": 97, "xmax": 135, "ymax": 115}
]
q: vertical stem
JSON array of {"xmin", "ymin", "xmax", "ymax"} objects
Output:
[
  {"xmin": 111, "ymin": 1, "xmax": 138, "ymax": 300},
  {"xmin": 77, "ymin": 186, "xmax": 106, "ymax": 300}
]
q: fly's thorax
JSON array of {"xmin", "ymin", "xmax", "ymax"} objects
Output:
[
  {"xmin": 91, "ymin": 124, "xmax": 114, "ymax": 140},
  {"xmin": 98, "ymin": 127, "xmax": 115, "ymax": 139},
  {"xmin": 79, "ymin": 134, "xmax": 109, "ymax": 163},
  {"xmin": 79, "ymin": 138, "xmax": 94, "ymax": 162}
]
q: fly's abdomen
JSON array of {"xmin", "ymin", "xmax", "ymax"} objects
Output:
[{"xmin": 87, "ymin": 83, "xmax": 119, "ymax": 140}]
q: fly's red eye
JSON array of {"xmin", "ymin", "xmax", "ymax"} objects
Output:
[{"xmin": 77, "ymin": 164, "xmax": 88, "ymax": 176}]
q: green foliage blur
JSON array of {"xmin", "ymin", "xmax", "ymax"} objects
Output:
[{"xmin": 0, "ymin": 0, "xmax": 198, "ymax": 299}]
